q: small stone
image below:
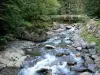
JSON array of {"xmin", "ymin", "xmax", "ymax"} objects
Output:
[
  {"xmin": 64, "ymin": 52, "xmax": 70, "ymax": 56},
  {"xmin": 76, "ymin": 53, "xmax": 81, "ymax": 57},
  {"xmin": 56, "ymin": 53, "xmax": 64, "ymax": 57},
  {"xmin": 67, "ymin": 62, "xmax": 77, "ymax": 66},
  {"xmin": 37, "ymin": 68, "xmax": 49, "ymax": 73},
  {"xmin": 66, "ymin": 26, "xmax": 72, "ymax": 30},
  {"xmin": 72, "ymin": 64, "xmax": 87, "ymax": 72},
  {"xmin": 45, "ymin": 45, "xmax": 56, "ymax": 49},
  {"xmin": 76, "ymin": 47, "xmax": 82, "ymax": 51}
]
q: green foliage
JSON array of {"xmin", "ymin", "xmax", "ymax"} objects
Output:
[
  {"xmin": 0, "ymin": 0, "xmax": 60, "ymax": 43},
  {"xmin": 58, "ymin": 0, "xmax": 83, "ymax": 15},
  {"xmin": 81, "ymin": 25, "xmax": 100, "ymax": 50},
  {"xmin": 84, "ymin": 0, "xmax": 100, "ymax": 18}
]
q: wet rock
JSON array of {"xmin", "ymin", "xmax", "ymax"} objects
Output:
[
  {"xmin": 87, "ymin": 42, "xmax": 96, "ymax": 49},
  {"xmin": 91, "ymin": 55, "xmax": 99, "ymax": 60},
  {"xmin": 66, "ymin": 26, "xmax": 72, "ymax": 30},
  {"xmin": 45, "ymin": 45, "xmax": 56, "ymax": 49},
  {"xmin": 88, "ymin": 49, "xmax": 96, "ymax": 55},
  {"xmin": 72, "ymin": 35, "xmax": 88, "ymax": 49},
  {"xmin": 81, "ymin": 49, "xmax": 89, "ymax": 53},
  {"xmin": 37, "ymin": 68, "xmax": 49, "ymax": 73},
  {"xmin": 76, "ymin": 47, "xmax": 82, "ymax": 51},
  {"xmin": 62, "ymin": 55, "xmax": 76, "ymax": 63},
  {"xmin": 67, "ymin": 62, "xmax": 77, "ymax": 66},
  {"xmin": 59, "ymin": 33, "xmax": 66, "ymax": 38},
  {"xmin": 95, "ymin": 57, "xmax": 100, "ymax": 68},
  {"xmin": 22, "ymin": 31, "xmax": 48, "ymax": 42},
  {"xmin": 84, "ymin": 55, "xmax": 94, "ymax": 66},
  {"xmin": 87, "ymin": 64, "xmax": 97, "ymax": 72},
  {"xmin": 79, "ymin": 72, "xmax": 92, "ymax": 75},
  {"xmin": 56, "ymin": 53, "xmax": 64, "ymax": 57},
  {"xmin": 0, "ymin": 63, "xmax": 6, "ymax": 71},
  {"xmin": 72, "ymin": 64, "xmax": 87, "ymax": 72},
  {"xmin": 63, "ymin": 39, "xmax": 72, "ymax": 45},
  {"xmin": 37, "ymin": 68, "xmax": 52, "ymax": 75}
]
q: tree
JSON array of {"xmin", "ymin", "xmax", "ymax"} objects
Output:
[
  {"xmin": 0, "ymin": 0, "xmax": 60, "ymax": 32},
  {"xmin": 0, "ymin": 0, "xmax": 60, "ymax": 42},
  {"xmin": 84, "ymin": 0, "xmax": 100, "ymax": 18},
  {"xmin": 58, "ymin": 0, "xmax": 80, "ymax": 15}
]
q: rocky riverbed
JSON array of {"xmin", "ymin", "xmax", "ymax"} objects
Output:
[{"xmin": 0, "ymin": 23, "xmax": 100, "ymax": 75}]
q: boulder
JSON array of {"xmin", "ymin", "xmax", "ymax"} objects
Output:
[
  {"xmin": 84, "ymin": 55, "xmax": 94, "ymax": 66},
  {"xmin": 66, "ymin": 26, "xmax": 72, "ymax": 30},
  {"xmin": 22, "ymin": 31, "xmax": 48, "ymax": 42},
  {"xmin": 91, "ymin": 55, "xmax": 99, "ymax": 60},
  {"xmin": 87, "ymin": 42, "xmax": 96, "ymax": 49},
  {"xmin": 0, "ymin": 63, "xmax": 6, "ymax": 71},
  {"xmin": 0, "ymin": 49, "xmax": 27, "ymax": 68},
  {"xmin": 87, "ymin": 64, "xmax": 97, "ymax": 72},
  {"xmin": 88, "ymin": 49, "xmax": 96, "ymax": 55},
  {"xmin": 72, "ymin": 64, "xmax": 87, "ymax": 72}
]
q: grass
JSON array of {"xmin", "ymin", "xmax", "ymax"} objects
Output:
[
  {"xmin": 95, "ymin": 20, "xmax": 100, "ymax": 25},
  {"xmin": 81, "ymin": 23, "xmax": 100, "ymax": 50}
]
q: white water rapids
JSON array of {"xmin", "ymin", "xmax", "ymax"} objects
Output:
[{"xmin": 18, "ymin": 26, "xmax": 84, "ymax": 75}]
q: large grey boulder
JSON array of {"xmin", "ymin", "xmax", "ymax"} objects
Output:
[
  {"xmin": 22, "ymin": 31, "xmax": 48, "ymax": 42},
  {"xmin": 0, "ymin": 49, "xmax": 27, "ymax": 68}
]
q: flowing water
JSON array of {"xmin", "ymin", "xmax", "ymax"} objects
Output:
[{"xmin": 18, "ymin": 27, "xmax": 85, "ymax": 75}]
